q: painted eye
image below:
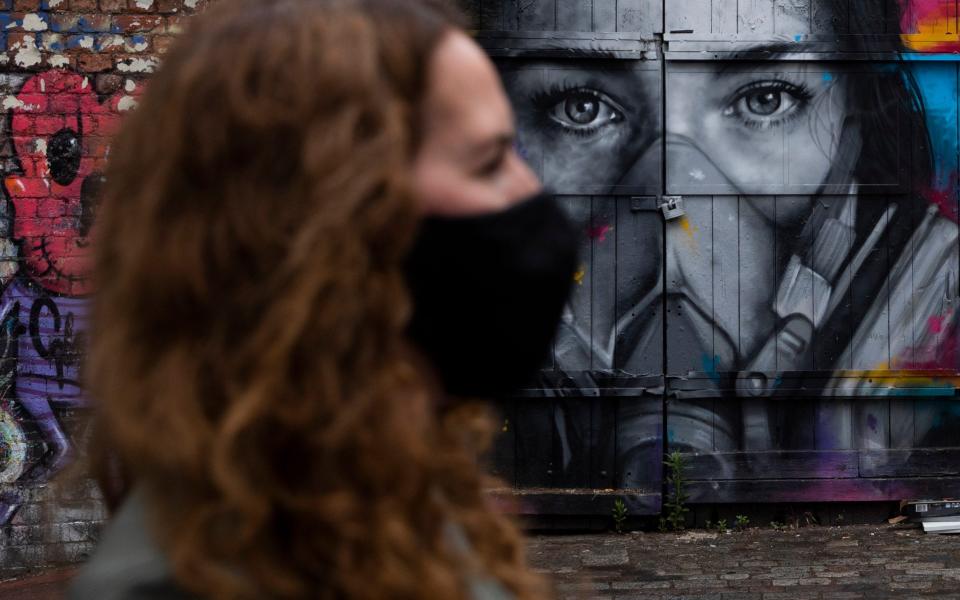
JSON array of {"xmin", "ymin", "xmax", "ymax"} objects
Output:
[
  {"xmin": 548, "ymin": 89, "xmax": 623, "ymax": 133},
  {"xmin": 746, "ymin": 90, "xmax": 783, "ymax": 116},
  {"xmin": 564, "ymin": 95, "xmax": 599, "ymax": 124},
  {"xmin": 47, "ymin": 128, "xmax": 81, "ymax": 186},
  {"xmin": 723, "ymin": 81, "xmax": 812, "ymax": 130}
]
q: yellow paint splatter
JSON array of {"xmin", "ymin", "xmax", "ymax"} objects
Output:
[
  {"xmin": 573, "ymin": 266, "xmax": 586, "ymax": 286},
  {"xmin": 678, "ymin": 215, "xmax": 700, "ymax": 252},
  {"xmin": 679, "ymin": 215, "xmax": 694, "ymax": 236}
]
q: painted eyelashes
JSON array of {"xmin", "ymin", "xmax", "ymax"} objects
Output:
[
  {"xmin": 531, "ymin": 84, "xmax": 625, "ymax": 137},
  {"xmin": 722, "ymin": 79, "xmax": 814, "ymax": 131},
  {"xmin": 531, "ymin": 78, "xmax": 812, "ymax": 136}
]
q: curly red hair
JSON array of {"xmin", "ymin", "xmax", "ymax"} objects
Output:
[{"xmin": 87, "ymin": 1, "xmax": 548, "ymax": 598}]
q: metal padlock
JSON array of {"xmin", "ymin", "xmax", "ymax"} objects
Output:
[{"xmin": 659, "ymin": 196, "xmax": 685, "ymax": 220}]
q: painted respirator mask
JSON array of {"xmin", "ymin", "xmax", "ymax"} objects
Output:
[{"xmin": 404, "ymin": 191, "xmax": 580, "ymax": 397}]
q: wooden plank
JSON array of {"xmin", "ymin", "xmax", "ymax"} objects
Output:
[
  {"xmin": 555, "ymin": 0, "xmax": 592, "ymax": 32},
  {"xmin": 687, "ymin": 477, "xmax": 960, "ymax": 503},
  {"xmin": 811, "ymin": 195, "xmax": 856, "ymax": 372},
  {"xmin": 557, "ymin": 196, "xmax": 592, "ymax": 372},
  {"xmin": 488, "ymin": 398, "xmax": 517, "ymax": 486},
  {"xmin": 815, "ymin": 399, "xmax": 853, "ymax": 450},
  {"xmin": 514, "ymin": 399, "xmax": 558, "ymax": 487},
  {"xmin": 491, "ymin": 488, "xmax": 662, "ymax": 515},
  {"xmin": 713, "ymin": 399, "xmax": 740, "ymax": 452},
  {"xmin": 711, "ymin": 0, "xmax": 738, "ymax": 35},
  {"xmin": 518, "ymin": 0, "xmax": 556, "ymax": 31},
  {"xmin": 881, "ymin": 0, "xmax": 902, "ymax": 35},
  {"xmin": 591, "ymin": 197, "xmax": 618, "ymax": 371},
  {"xmin": 811, "ymin": 0, "xmax": 848, "ymax": 35},
  {"xmin": 737, "ymin": 0, "xmax": 776, "ymax": 35},
  {"xmin": 848, "ymin": 197, "xmax": 891, "ymax": 370},
  {"xmin": 914, "ymin": 398, "xmax": 943, "ymax": 448},
  {"xmin": 618, "ymin": 0, "xmax": 662, "ymax": 35},
  {"xmin": 683, "ymin": 450, "xmax": 859, "ymax": 480},
  {"xmin": 666, "ymin": 197, "xmax": 713, "ymax": 376},
  {"xmin": 666, "ymin": 0, "xmax": 711, "ymax": 34},
  {"xmin": 774, "ymin": 0, "xmax": 811, "ymax": 35},
  {"xmin": 774, "ymin": 195, "xmax": 815, "ymax": 372},
  {"xmin": 502, "ymin": 0, "xmax": 520, "ymax": 31},
  {"xmin": 776, "ymin": 397, "xmax": 815, "ymax": 449},
  {"xmin": 860, "ymin": 448, "xmax": 960, "ymax": 478},
  {"xmin": 614, "ymin": 197, "xmax": 662, "ymax": 375},
  {"xmin": 617, "ymin": 396, "xmax": 663, "ymax": 489},
  {"xmin": 712, "ymin": 196, "xmax": 741, "ymax": 367},
  {"xmin": 889, "ymin": 397, "xmax": 915, "ymax": 449},
  {"xmin": 854, "ymin": 398, "xmax": 889, "ymax": 450},
  {"xmin": 887, "ymin": 193, "xmax": 918, "ymax": 367},
  {"xmin": 738, "ymin": 197, "xmax": 777, "ymax": 370},
  {"xmin": 589, "ymin": 398, "xmax": 618, "ymax": 489},
  {"xmin": 593, "ymin": 0, "xmax": 616, "ymax": 32},
  {"xmin": 552, "ymin": 399, "xmax": 593, "ymax": 487},
  {"xmin": 666, "ymin": 398, "xmax": 718, "ymax": 454},
  {"xmin": 857, "ymin": 0, "xmax": 886, "ymax": 35},
  {"xmin": 478, "ymin": 0, "xmax": 504, "ymax": 30}
]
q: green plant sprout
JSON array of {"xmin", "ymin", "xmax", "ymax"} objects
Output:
[{"xmin": 612, "ymin": 498, "xmax": 628, "ymax": 533}]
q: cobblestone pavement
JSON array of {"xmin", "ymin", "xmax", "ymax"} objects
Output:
[
  {"xmin": 528, "ymin": 524, "xmax": 960, "ymax": 599},
  {"xmin": 0, "ymin": 568, "xmax": 74, "ymax": 600},
  {"xmin": 3, "ymin": 524, "xmax": 960, "ymax": 599}
]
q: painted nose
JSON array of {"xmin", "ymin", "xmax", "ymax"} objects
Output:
[
  {"xmin": 79, "ymin": 172, "xmax": 104, "ymax": 238},
  {"xmin": 617, "ymin": 135, "xmax": 736, "ymax": 192}
]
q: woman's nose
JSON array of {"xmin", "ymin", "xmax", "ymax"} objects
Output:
[{"xmin": 616, "ymin": 134, "xmax": 736, "ymax": 192}]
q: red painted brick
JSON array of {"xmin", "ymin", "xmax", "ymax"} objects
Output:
[
  {"xmin": 126, "ymin": 0, "xmax": 157, "ymax": 12},
  {"xmin": 69, "ymin": 0, "xmax": 98, "ymax": 10},
  {"xmin": 152, "ymin": 34, "xmax": 176, "ymax": 54},
  {"xmin": 6, "ymin": 31, "xmax": 36, "ymax": 52},
  {"xmin": 77, "ymin": 13, "xmax": 112, "ymax": 32},
  {"xmin": 156, "ymin": 0, "xmax": 179, "ymax": 13},
  {"xmin": 48, "ymin": 13, "xmax": 80, "ymax": 33},
  {"xmin": 13, "ymin": 0, "xmax": 41, "ymax": 10},
  {"xmin": 113, "ymin": 14, "xmax": 163, "ymax": 32},
  {"xmin": 76, "ymin": 52, "xmax": 112, "ymax": 72},
  {"xmin": 94, "ymin": 73, "xmax": 123, "ymax": 95}
]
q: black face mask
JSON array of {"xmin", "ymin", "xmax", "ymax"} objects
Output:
[{"xmin": 405, "ymin": 191, "xmax": 580, "ymax": 397}]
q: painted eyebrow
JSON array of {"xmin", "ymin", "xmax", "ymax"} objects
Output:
[
  {"xmin": 722, "ymin": 42, "xmax": 813, "ymax": 65},
  {"xmin": 498, "ymin": 47, "xmax": 618, "ymax": 60},
  {"xmin": 715, "ymin": 42, "xmax": 827, "ymax": 76}
]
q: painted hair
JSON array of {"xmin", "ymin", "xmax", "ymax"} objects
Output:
[
  {"xmin": 811, "ymin": 0, "xmax": 936, "ymax": 368},
  {"xmin": 87, "ymin": 0, "xmax": 547, "ymax": 598}
]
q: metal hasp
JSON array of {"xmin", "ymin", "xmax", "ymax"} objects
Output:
[{"xmin": 659, "ymin": 196, "xmax": 685, "ymax": 220}]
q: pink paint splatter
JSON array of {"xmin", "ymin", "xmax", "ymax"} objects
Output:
[
  {"xmin": 899, "ymin": 0, "xmax": 960, "ymax": 52},
  {"xmin": 588, "ymin": 223, "xmax": 612, "ymax": 242},
  {"xmin": 920, "ymin": 173, "xmax": 960, "ymax": 224},
  {"xmin": 897, "ymin": 330, "xmax": 959, "ymax": 370},
  {"xmin": 929, "ymin": 315, "xmax": 945, "ymax": 334}
]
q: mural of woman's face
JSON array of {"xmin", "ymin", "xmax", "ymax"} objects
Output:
[
  {"xmin": 501, "ymin": 2, "xmax": 860, "ymax": 212},
  {"xmin": 502, "ymin": 62, "xmax": 850, "ymax": 226},
  {"xmin": 496, "ymin": 1, "xmax": 864, "ymax": 374}
]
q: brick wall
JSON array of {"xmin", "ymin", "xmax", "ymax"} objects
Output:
[{"xmin": 0, "ymin": 0, "xmax": 207, "ymax": 577}]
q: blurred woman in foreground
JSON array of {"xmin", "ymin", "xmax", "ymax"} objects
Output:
[{"xmin": 70, "ymin": 0, "xmax": 578, "ymax": 598}]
